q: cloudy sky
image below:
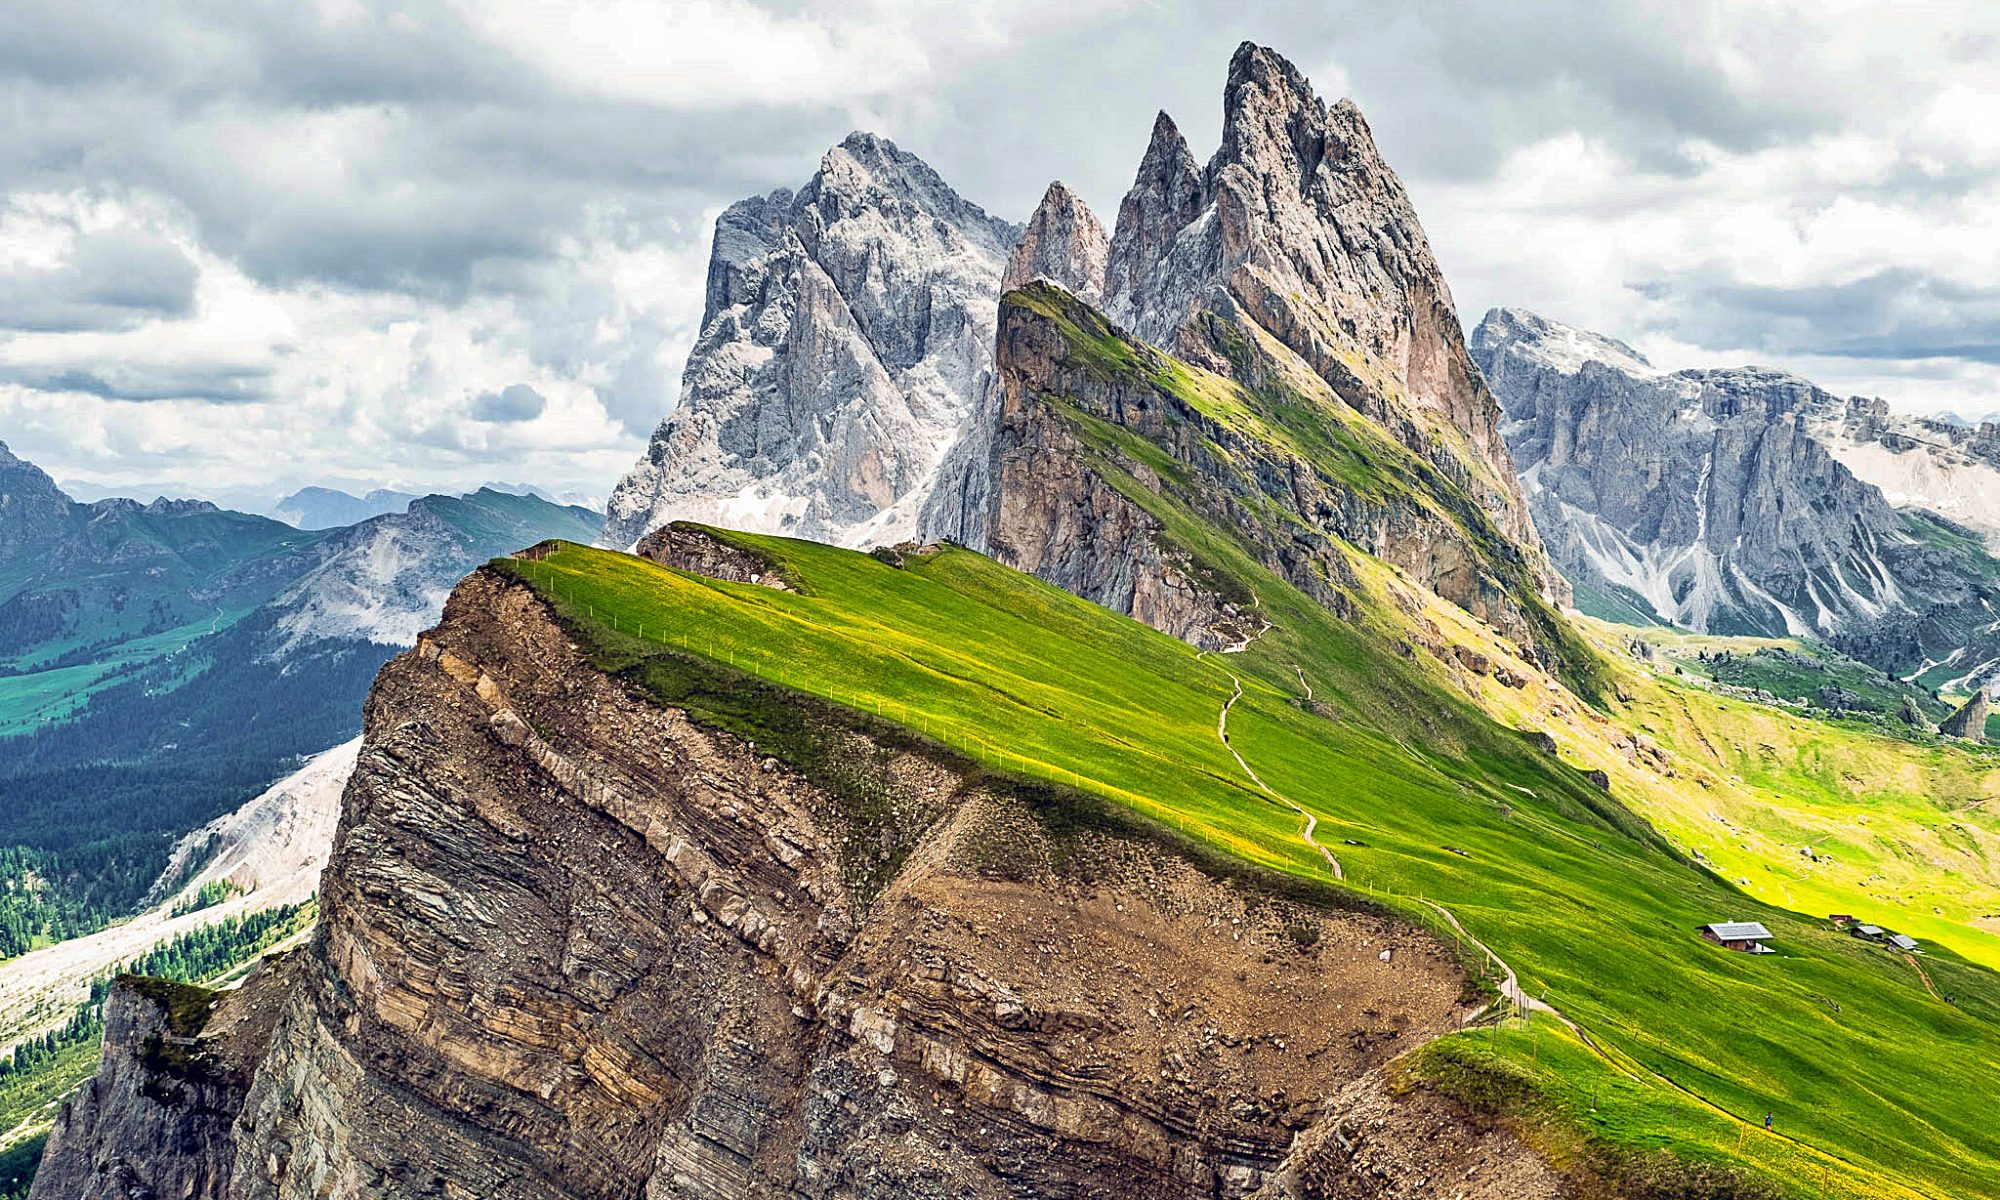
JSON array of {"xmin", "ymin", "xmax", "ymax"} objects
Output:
[{"xmin": 2, "ymin": 0, "xmax": 1996, "ymax": 507}]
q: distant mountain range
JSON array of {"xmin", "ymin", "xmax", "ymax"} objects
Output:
[
  {"xmin": 274, "ymin": 482, "xmax": 603, "ymax": 530},
  {"xmin": 1473, "ymin": 309, "xmax": 2000, "ymax": 691},
  {"xmin": 0, "ymin": 441, "xmax": 600, "ymax": 955},
  {"xmin": 271, "ymin": 486, "xmax": 419, "ymax": 530}
]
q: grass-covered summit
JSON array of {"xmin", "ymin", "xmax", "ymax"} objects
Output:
[{"xmin": 507, "ymin": 529, "xmax": 2000, "ymax": 1200}]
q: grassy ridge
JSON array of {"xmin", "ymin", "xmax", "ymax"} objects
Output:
[{"xmin": 504, "ymin": 537, "xmax": 2000, "ymax": 1199}]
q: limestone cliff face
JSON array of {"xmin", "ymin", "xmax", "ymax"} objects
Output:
[
  {"xmin": 1002, "ymin": 181, "xmax": 1110, "ymax": 305},
  {"xmin": 1476, "ymin": 306, "xmax": 2000, "ymax": 684},
  {"xmin": 601, "ymin": 133, "xmax": 1018, "ymax": 553},
  {"xmin": 29, "ymin": 969, "xmax": 292, "ymax": 1200},
  {"xmin": 985, "ymin": 283, "xmax": 1585, "ymax": 678},
  {"xmin": 972, "ymin": 45, "xmax": 1579, "ymax": 669},
  {"xmin": 34, "ymin": 558, "xmax": 1560, "ymax": 1200},
  {"xmin": 982, "ymin": 297, "xmax": 1257, "ymax": 651},
  {"xmin": 1094, "ymin": 44, "xmax": 1552, "ymax": 591}
]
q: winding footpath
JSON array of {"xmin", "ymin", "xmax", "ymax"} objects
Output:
[
  {"xmin": 1906, "ymin": 952, "xmax": 1943, "ymax": 1002},
  {"xmin": 1186, "ymin": 622, "xmax": 1840, "ymax": 1170},
  {"xmin": 1200, "ymin": 625, "xmax": 1344, "ymax": 882},
  {"xmin": 1199, "ymin": 621, "xmax": 1827, "ymax": 1164}
]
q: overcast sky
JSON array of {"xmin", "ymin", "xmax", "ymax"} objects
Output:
[{"xmin": 2, "ymin": 0, "xmax": 1996, "ymax": 506}]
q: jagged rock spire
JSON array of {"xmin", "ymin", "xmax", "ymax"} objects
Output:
[
  {"xmin": 1098, "ymin": 41, "xmax": 1552, "ymax": 590},
  {"xmin": 1002, "ymin": 181, "xmax": 1109, "ymax": 304},
  {"xmin": 1104, "ymin": 111, "xmax": 1206, "ymax": 309},
  {"xmin": 602, "ymin": 132, "xmax": 1020, "ymax": 553}
]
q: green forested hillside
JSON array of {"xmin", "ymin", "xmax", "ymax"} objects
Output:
[{"xmin": 0, "ymin": 460, "xmax": 600, "ymax": 956}]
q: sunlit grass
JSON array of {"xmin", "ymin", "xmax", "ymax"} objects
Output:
[{"xmin": 502, "ymin": 534, "xmax": 2000, "ymax": 1200}]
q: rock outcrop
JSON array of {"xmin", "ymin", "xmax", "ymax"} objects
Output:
[
  {"xmin": 602, "ymin": 133, "xmax": 1019, "ymax": 553},
  {"xmin": 967, "ymin": 45, "xmax": 1583, "ymax": 675},
  {"xmin": 33, "ymin": 564, "xmax": 1559, "ymax": 1200},
  {"xmin": 29, "ymin": 968, "xmax": 293, "ymax": 1200},
  {"xmin": 1001, "ymin": 181, "xmax": 1109, "ymax": 304},
  {"xmin": 1941, "ymin": 687, "xmax": 1991, "ymax": 742},
  {"xmin": 634, "ymin": 522, "xmax": 794, "ymax": 590},
  {"xmin": 1475, "ymin": 307, "xmax": 2000, "ymax": 682},
  {"xmin": 983, "ymin": 281, "xmax": 1593, "ymax": 681}
]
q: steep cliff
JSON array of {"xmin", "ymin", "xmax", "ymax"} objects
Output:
[
  {"xmin": 1094, "ymin": 45, "xmax": 1551, "ymax": 588},
  {"xmin": 621, "ymin": 44, "xmax": 1564, "ymax": 637},
  {"xmin": 602, "ymin": 133, "xmax": 1018, "ymax": 552},
  {"xmin": 1807, "ymin": 398, "xmax": 2000, "ymax": 553},
  {"xmin": 985, "ymin": 282, "xmax": 1601, "ymax": 689},
  {"xmin": 34, "ymin": 556, "xmax": 1560, "ymax": 1199},
  {"xmin": 29, "ymin": 969, "xmax": 292, "ymax": 1200},
  {"xmin": 1475, "ymin": 307, "xmax": 2000, "ymax": 686}
]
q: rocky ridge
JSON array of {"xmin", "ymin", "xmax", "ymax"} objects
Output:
[
  {"xmin": 1092, "ymin": 47, "xmax": 1547, "ymax": 573},
  {"xmin": 939, "ymin": 45, "xmax": 1575, "ymax": 679},
  {"xmin": 610, "ymin": 45, "xmax": 1570, "ymax": 664},
  {"xmin": 601, "ymin": 133, "xmax": 1019, "ymax": 553},
  {"xmin": 32, "ymin": 553, "xmax": 1560, "ymax": 1199},
  {"xmin": 1808, "ymin": 398, "xmax": 2000, "ymax": 552},
  {"xmin": 981, "ymin": 280, "xmax": 1596, "ymax": 682},
  {"xmin": 1474, "ymin": 307, "xmax": 2000, "ymax": 689}
]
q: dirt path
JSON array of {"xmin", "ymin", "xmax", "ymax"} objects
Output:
[
  {"xmin": 1418, "ymin": 900, "xmax": 1561, "ymax": 1021},
  {"xmin": 1906, "ymin": 952, "xmax": 1943, "ymax": 1001},
  {"xmin": 1202, "ymin": 625, "xmax": 1819, "ymax": 1162},
  {"xmin": 1203, "ymin": 647, "xmax": 1344, "ymax": 882}
]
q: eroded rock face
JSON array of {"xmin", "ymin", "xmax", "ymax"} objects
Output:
[
  {"xmin": 634, "ymin": 523, "xmax": 793, "ymax": 590},
  {"xmin": 1098, "ymin": 44, "xmax": 1550, "ymax": 581},
  {"xmin": 984, "ymin": 284, "xmax": 1576, "ymax": 669},
  {"xmin": 601, "ymin": 133, "xmax": 1019, "ymax": 553},
  {"xmin": 1941, "ymin": 688, "xmax": 1991, "ymax": 742},
  {"xmin": 30, "ymin": 965, "xmax": 293, "ymax": 1200},
  {"xmin": 1475, "ymin": 306, "xmax": 2000, "ymax": 681},
  {"xmin": 37, "ymin": 567, "xmax": 1558, "ymax": 1200},
  {"xmin": 1002, "ymin": 181, "xmax": 1110, "ymax": 304}
]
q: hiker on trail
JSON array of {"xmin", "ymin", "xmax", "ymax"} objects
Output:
[{"xmin": 1763, "ymin": 1112, "xmax": 1773, "ymax": 1131}]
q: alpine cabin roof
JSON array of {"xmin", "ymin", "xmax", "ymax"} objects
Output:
[{"xmin": 1704, "ymin": 921, "xmax": 1774, "ymax": 942}]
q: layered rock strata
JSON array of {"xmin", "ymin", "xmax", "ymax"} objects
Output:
[{"xmin": 35, "ymin": 558, "xmax": 1557, "ymax": 1199}]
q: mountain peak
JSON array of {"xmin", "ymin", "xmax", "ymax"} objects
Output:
[
  {"xmin": 1097, "ymin": 43, "xmax": 1550, "ymax": 596},
  {"xmin": 1136, "ymin": 110, "xmax": 1197, "ymax": 177},
  {"xmin": 1002, "ymin": 181, "xmax": 1109, "ymax": 303},
  {"xmin": 1222, "ymin": 41, "xmax": 1320, "ymax": 125},
  {"xmin": 815, "ymin": 132, "xmax": 1015, "ymax": 244},
  {"xmin": 1472, "ymin": 307, "xmax": 1660, "ymax": 380},
  {"xmin": 603, "ymin": 129, "xmax": 1018, "ymax": 553},
  {"xmin": 830, "ymin": 129, "xmax": 912, "ymax": 174},
  {"xmin": 1104, "ymin": 112, "xmax": 1204, "ymax": 308}
]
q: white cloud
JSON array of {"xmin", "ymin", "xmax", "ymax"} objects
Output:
[{"xmin": 1, "ymin": 0, "xmax": 1997, "ymax": 505}]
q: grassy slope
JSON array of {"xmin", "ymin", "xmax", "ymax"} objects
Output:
[
  {"xmin": 1603, "ymin": 628, "xmax": 2000, "ymax": 966},
  {"xmin": 506, "ymin": 536, "xmax": 2000, "ymax": 1200}
]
